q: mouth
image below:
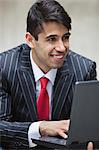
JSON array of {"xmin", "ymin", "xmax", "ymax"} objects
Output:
[{"xmin": 50, "ymin": 54, "xmax": 65, "ymax": 62}]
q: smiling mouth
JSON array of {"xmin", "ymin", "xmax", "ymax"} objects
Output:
[
  {"xmin": 50, "ymin": 54, "xmax": 65, "ymax": 62},
  {"xmin": 54, "ymin": 55, "xmax": 64, "ymax": 58}
]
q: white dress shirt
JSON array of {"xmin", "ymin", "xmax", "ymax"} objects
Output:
[{"xmin": 28, "ymin": 50, "xmax": 57, "ymax": 147}]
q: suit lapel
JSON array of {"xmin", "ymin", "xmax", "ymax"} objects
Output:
[
  {"xmin": 52, "ymin": 54, "xmax": 74, "ymax": 120},
  {"xmin": 17, "ymin": 44, "xmax": 38, "ymax": 121},
  {"xmin": 17, "ymin": 45, "xmax": 74, "ymax": 121}
]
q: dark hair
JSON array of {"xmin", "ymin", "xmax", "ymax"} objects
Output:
[{"xmin": 26, "ymin": 0, "xmax": 71, "ymax": 40}]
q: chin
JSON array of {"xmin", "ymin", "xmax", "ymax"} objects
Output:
[{"xmin": 52, "ymin": 63, "xmax": 63, "ymax": 69}]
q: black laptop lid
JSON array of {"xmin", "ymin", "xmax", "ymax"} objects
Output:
[
  {"xmin": 67, "ymin": 80, "xmax": 99, "ymax": 145},
  {"xmin": 32, "ymin": 80, "xmax": 99, "ymax": 149}
]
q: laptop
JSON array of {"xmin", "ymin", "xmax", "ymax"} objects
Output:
[{"xmin": 32, "ymin": 80, "xmax": 99, "ymax": 149}]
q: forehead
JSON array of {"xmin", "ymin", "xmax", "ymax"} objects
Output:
[{"xmin": 40, "ymin": 21, "xmax": 69, "ymax": 37}]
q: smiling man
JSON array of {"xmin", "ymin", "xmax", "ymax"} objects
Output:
[
  {"xmin": 0, "ymin": 0, "xmax": 97, "ymax": 149},
  {"xmin": 26, "ymin": 21, "xmax": 70, "ymax": 73}
]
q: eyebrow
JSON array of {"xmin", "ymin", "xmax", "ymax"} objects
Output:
[
  {"xmin": 63, "ymin": 32, "xmax": 71, "ymax": 37},
  {"xmin": 45, "ymin": 32, "xmax": 71, "ymax": 40},
  {"xmin": 45, "ymin": 34, "xmax": 57, "ymax": 40}
]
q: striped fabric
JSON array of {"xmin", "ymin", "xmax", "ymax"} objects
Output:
[{"xmin": 0, "ymin": 44, "xmax": 97, "ymax": 149}]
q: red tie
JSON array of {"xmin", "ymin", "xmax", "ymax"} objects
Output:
[{"xmin": 37, "ymin": 77, "xmax": 49, "ymax": 121}]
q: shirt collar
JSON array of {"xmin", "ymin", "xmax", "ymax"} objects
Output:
[{"xmin": 30, "ymin": 50, "xmax": 57, "ymax": 85}]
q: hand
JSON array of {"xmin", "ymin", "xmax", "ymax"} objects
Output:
[{"xmin": 39, "ymin": 120, "xmax": 70, "ymax": 139}]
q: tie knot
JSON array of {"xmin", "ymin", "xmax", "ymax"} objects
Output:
[{"xmin": 40, "ymin": 77, "xmax": 48, "ymax": 89}]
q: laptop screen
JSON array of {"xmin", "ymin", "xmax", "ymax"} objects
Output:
[
  {"xmin": 67, "ymin": 80, "xmax": 99, "ymax": 145},
  {"xmin": 32, "ymin": 80, "xmax": 99, "ymax": 149}
]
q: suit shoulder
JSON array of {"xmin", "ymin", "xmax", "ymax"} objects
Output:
[
  {"xmin": 0, "ymin": 43, "xmax": 29, "ymax": 57},
  {"xmin": 68, "ymin": 50, "xmax": 95, "ymax": 64},
  {"xmin": 65, "ymin": 50, "xmax": 96, "ymax": 80},
  {"xmin": 0, "ymin": 43, "xmax": 30, "ymax": 71}
]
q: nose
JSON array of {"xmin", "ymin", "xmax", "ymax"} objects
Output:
[{"xmin": 55, "ymin": 40, "xmax": 66, "ymax": 52}]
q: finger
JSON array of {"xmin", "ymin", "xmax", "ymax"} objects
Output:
[
  {"xmin": 87, "ymin": 142, "xmax": 93, "ymax": 150},
  {"xmin": 58, "ymin": 130, "xmax": 68, "ymax": 139}
]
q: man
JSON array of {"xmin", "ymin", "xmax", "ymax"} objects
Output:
[{"xmin": 0, "ymin": 0, "xmax": 97, "ymax": 149}]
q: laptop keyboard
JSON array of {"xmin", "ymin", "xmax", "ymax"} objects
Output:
[{"xmin": 40, "ymin": 136, "xmax": 67, "ymax": 145}]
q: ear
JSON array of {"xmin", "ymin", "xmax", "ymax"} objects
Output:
[{"xmin": 25, "ymin": 32, "xmax": 36, "ymax": 48}]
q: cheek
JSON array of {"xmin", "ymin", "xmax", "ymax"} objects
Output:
[
  {"xmin": 65, "ymin": 42, "xmax": 70, "ymax": 49},
  {"xmin": 45, "ymin": 45, "xmax": 54, "ymax": 54},
  {"xmin": 40, "ymin": 46, "xmax": 53, "ymax": 57}
]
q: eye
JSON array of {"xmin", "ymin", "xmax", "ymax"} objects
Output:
[
  {"xmin": 62, "ymin": 33, "xmax": 71, "ymax": 42},
  {"xmin": 62, "ymin": 35, "xmax": 70, "ymax": 41},
  {"xmin": 46, "ymin": 35, "xmax": 58, "ymax": 43},
  {"xmin": 47, "ymin": 37, "xmax": 57, "ymax": 42}
]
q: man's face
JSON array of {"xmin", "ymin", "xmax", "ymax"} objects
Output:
[{"xmin": 31, "ymin": 21, "xmax": 70, "ymax": 73}]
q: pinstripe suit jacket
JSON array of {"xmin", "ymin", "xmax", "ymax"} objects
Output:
[{"xmin": 0, "ymin": 44, "xmax": 97, "ymax": 149}]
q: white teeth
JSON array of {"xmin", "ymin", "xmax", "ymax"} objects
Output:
[{"xmin": 54, "ymin": 55, "xmax": 63, "ymax": 59}]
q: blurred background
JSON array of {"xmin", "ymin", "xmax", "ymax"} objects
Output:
[{"xmin": 0, "ymin": 0, "xmax": 99, "ymax": 79}]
